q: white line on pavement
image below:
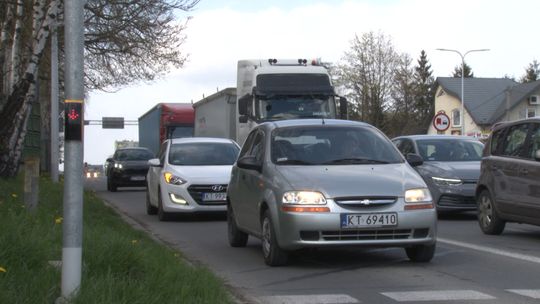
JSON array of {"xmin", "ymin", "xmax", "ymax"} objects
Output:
[
  {"xmin": 258, "ymin": 294, "xmax": 359, "ymax": 304},
  {"xmin": 506, "ymin": 289, "xmax": 540, "ymax": 299},
  {"xmin": 438, "ymin": 238, "xmax": 540, "ymax": 264},
  {"xmin": 381, "ymin": 290, "xmax": 495, "ymax": 302}
]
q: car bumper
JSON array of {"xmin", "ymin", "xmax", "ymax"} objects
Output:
[
  {"xmin": 110, "ymin": 171, "xmax": 147, "ymax": 186},
  {"xmin": 274, "ymin": 200, "xmax": 437, "ymax": 250},
  {"xmin": 161, "ymin": 183, "xmax": 227, "ymax": 213},
  {"xmin": 431, "ymin": 183, "xmax": 477, "ymax": 211}
]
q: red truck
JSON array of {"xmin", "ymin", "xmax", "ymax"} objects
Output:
[{"xmin": 138, "ymin": 103, "xmax": 195, "ymax": 156}]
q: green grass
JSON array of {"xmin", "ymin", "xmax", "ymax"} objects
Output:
[{"xmin": 0, "ymin": 175, "xmax": 234, "ymax": 304}]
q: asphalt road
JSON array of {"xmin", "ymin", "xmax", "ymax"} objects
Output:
[{"xmin": 85, "ymin": 177, "xmax": 540, "ymax": 304}]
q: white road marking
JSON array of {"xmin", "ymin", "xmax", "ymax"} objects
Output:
[
  {"xmin": 507, "ymin": 289, "xmax": 540, "ymax": 299},
  {"xmin": 381, "ymin": 290, "xmax": 495, "ymax": 302},
  {"xmin": 259, "ymin": 294, "xmax": 359, "ymax": 304},
  {"xmin": 438, "ymin": 238, "xmax": 540, "ymax": 264}
]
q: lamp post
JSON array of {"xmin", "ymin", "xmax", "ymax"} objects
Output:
[{"xmin": 436, "ymin": 48, "xmax": 489, "ymax": 135}]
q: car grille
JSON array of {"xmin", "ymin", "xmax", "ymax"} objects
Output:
[
  {"xmin": 438, "ymin": 195, "xmax": 476, "ymax": 207},
  {"xmin": 187, "ymin": 184, "xmax": 228, "ymax": 205},
  {"xmin": 334, "ymin": 196, "xmax": 397, "ymax": 208},
  {"xmin": 317, "ymin": 229, "xmax": 414, "ymax": 241},
  {"xmin": 122, "ymin": 168, "xmax": 148, "ymax": 175}
]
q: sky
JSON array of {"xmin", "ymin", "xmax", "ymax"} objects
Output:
[{"xmin": 84, "ymin": 0, "xmax": 540, "ymax": 164}]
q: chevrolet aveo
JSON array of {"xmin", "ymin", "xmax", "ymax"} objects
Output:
[
  {"xmin": 146, "ymin": 137, "xmax": 240, "ymax": 221},
  {"xmin": 227, "ymin": 119, "xmax": 437, "ymax": 266}
]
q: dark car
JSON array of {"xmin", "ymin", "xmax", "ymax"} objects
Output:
[
  {"xmin": 392, "ymin": 135, "xmax": 484, "ymax": 213},
  {"xmin": 106, "ymin": 147, "xmax": 155, "ymax": 192},
  {"xmin": 476, "ymin": 117, "xmax": 540, "ymax": 235}
]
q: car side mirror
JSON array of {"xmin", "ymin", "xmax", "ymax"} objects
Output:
[
  {"xmin": 239, "ymin": 115, "xmax": 248, "ymax": 123},
  {"xmin": 406, "ymin": 153, "xmax": 424, "ymax": 167},
  {"xmin": 238, "ymin": 94, "xmax": 251, "ymax": 116},
  {"xmin": 236, "ymin": 156, "xmax": 262, "ymax": 172},
  {"xmin": 148, "ymin": 158, "xmax": 161, "ymax": 167},
  {"xmin": 106, "ymin": 157, "xmax": 113, "ymax": 162},
  {"xmin": 535, "ymin": 149, "xmax": 540, "ymax": 161}
]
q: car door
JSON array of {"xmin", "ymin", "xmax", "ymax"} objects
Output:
[
  {"xmin": 236, "ymin": 129, "xmax": 266, "ymax": 234},
  {"xmin": 147, "ymin": 141, "xmax": 168, "ymax": 205},
  {"xmin": 494, "ymin": 123, "xmax": 530, "ymax": 215},
  {"xmin": 520, "ymin": 122, "xmax": 540, "ymax": 222}
]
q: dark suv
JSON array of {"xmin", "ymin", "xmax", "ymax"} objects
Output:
[
  {"xmin": 106, "ymin": 147, "xmax": 155, "ymax": 192},
  {"xmin": 476, "ymin": 117, "xmax": 540, "ymax": 234}
]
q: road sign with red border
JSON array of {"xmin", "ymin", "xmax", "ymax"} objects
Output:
[{"xmin": 433, "ymin": 112, "xmax": 450, "ymax": 131}]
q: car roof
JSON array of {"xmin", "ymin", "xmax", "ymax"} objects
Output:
[
  {"xmin": 491, "ymin": 117, "xmax": 540, "ymax": 132},
  {"xmin": 169, "ymin": 137, "xmax": 235, "ymax": 144},
  {"xmin": 263, "ymin": 119, "xmax": 371, "ymax": 129},
  {"xmin": 115, "ymin": 147, "xmax": 152, "ymax": 151},
  {"xmin": 392, "ymin": 134, "xmax": 481, "ymax": 141}
]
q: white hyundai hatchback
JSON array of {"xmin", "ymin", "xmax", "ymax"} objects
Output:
[{"xmin": 146, "ymin": 137, "xmax": 240, "ymax": 221}]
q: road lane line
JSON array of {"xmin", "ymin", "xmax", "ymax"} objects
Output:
[
  {"xmin": 259, "ymin": 294, "xmax": 359, "ymax": 304},
  {"xmin": 507, "ymin": 289, "xmax": 540, "ymax": 299},
  {"xmin": 438, "ymin": 238, "xmax": 540, "ymax": 264},
  {"xmin": 381, "ymin": 290, "xmax": 495, "ymax": 302}
]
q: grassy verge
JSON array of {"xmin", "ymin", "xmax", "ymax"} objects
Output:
[{"xmin": 0, "ymin": 175, "xmax": 234, "ymax": 304}]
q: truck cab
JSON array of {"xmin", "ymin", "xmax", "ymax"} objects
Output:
[{"xmin": 236, "ymin": 58, "xmax": 347, "ymax": 144}]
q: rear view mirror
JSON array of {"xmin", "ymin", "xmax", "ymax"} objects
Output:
[
  {"xmin": 148, "ymin": 158, "xmax": 161, "ymax": 167},
  {"xmin": 406, "ymin": 153, "xmax": 424, "ymax": 167},
  {"xmin": 238, "ymin": 94, "xmax": 251, "ymax": 116}
]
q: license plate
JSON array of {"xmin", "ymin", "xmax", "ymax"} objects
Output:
[
  {"xmin": 202, "ymin": 192, "xmax": 226, "ymax": 201},
  {"xmin": 131, "ymin": 176, "xmax": 145, "ymax": 181},
  {"xmin": 340, "ymin": 212, "xmax": 398, "ymax": 228}
]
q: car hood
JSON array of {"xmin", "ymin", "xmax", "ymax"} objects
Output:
[
  {"xmin": 275, "ymin": 163, "xmax": 426, "ymax": 199},
  {"xmin": 170, "ymin": 165, "xmax": 233, "ymax": 180},
  {"xmin": 419, "ymin": 161, "xmax": 480, "ymax": 181}
]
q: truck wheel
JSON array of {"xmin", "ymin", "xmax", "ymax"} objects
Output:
[
  {"xmin": 157, "ymin": 190, "xmax": 171, "ymax": 221},
  {"xmin": 228, "ymin": 204, "xmax": 248, "ymax": 247},
  {"xmin": 261, "ymin": 209, "xmax": 288, "ymax": 266},
  {"xmin": 405, "ymin": 243, "xmax": 435, "ymax": 262},
  {"xmin": 146, "ymin": 188, "xmax": 158, "ymax": 215},
  {"xmin": 477, "ymin": 189, "xmax": 505, "ymax": 235}
]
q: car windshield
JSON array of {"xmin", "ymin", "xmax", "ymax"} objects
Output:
[
  {"xmin": 115, "ymin": 149, "xmax": 154, "ymax": 161},
  {"xmin": 416, "ymin": 139, "xmax": 484, "ymax": 162},
  {"xmin": 168, "ymin": 142, "xmax": 239, "ymax": 166},
  {"xmin": 271, "ymin": 125, "xmax": 403, "ymax": 165}
]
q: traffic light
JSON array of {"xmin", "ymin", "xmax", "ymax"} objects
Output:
[{"xmin": 65, "ymin": 99, "xmax": 83, "ymax": 141}]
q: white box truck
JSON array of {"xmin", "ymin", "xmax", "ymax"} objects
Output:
[{"xmin": 193, "ymin": 88, "xmax": 237, "ymax": 140}]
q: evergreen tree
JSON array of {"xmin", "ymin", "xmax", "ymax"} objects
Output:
[
  {"xmin": 452, "ymin": 62, "xmax": 474, "ymax": 78},
  {"xmin": 520, "ymin": 60, "xmax": 539, "ymax": 83},
  {"xmin": 413, "ymin": 50, "xmax": 435, "ymax": 133}
]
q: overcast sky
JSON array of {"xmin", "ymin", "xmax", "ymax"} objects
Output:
[{"xmin": 84, "ymin": 0, "xmax": 539, "ymax": 164}]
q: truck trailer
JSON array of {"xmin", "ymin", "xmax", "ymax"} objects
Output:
[
  {"xmin": 138, "ymin": 103, "xmax": 194, "ymax": 155},
  {"xmin": 193, "ymin": 88, "xmax": 237, "ymax": 141},
  {"xmin": 235, "ymin": 58, "xmax": 347, "ymax": 144}
]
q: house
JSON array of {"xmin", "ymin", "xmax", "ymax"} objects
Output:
[{"xmin": 427, "ymin": 77, "xmax": 540, "ymax": 137}]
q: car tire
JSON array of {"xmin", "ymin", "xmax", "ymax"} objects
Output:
[
  {"xmin": 107, "ymin": 177, "xmax": 117, "ymax": 192},
  {"xmin": 405, "ymin": 243, "xmax": 436, "ymax": 262},
  {"xmin": 157, "ymin": 189, "xmax": 171, "ymax": 221},
  {"xmin": 146, "ymin": 188, "xmax": 158, "ymax": 215},
  {"xmin": 477, "ymin": 189, "xmax": 505, "ymax": 235},
  {"xmin": 261, "ymin": 209, "xmax": 288, "ymax": 266},
  {"xmin": 228, "ymin": 204, "xmax": 248, "ymax": 247}
]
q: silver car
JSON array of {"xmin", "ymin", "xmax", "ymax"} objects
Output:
[
  {"xmin": 227, "ymin": 119, "xmax": 437, "ymax": 266},
  {"xmin": 392, "ymin": 135, "xmax": 484, "ymax": 213},
  {"xmin": 146, "ymin": 137, "xmax": 240, "ymax": 221}
]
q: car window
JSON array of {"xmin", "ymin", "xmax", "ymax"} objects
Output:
[
  {"xmin": 239, "ymin": 130, "xmax": 257, "ymax": 158},
  {"xmin": 525, "ymin": 123, "xmax": 540, "ymax": 159},
  {"xmin": 249, "ymin": 131, "xmax": 265, "ymax": 163},
  {"xmin": 398, "ymin": 139, "xmax": 415, "ymax": 156},
  {"xmin": 116, "ymin": 149, "xmax": 154, "ymax": 161},
  {"xmin": 416, "ymin": 139, "xmax": 483, "ymax": 161},
  {"xmin": 490, "ymin": 129, "xmax": 506, "ymax": 156},
  {"xmin": 271, "ymin": 125, "xmax": 403, "ymax": 165},
  {"xmin": 500, "ymin": 124, "xmax": 529, "ymax": 158},
  {"xmin": 159, "ymin": 141, "xmax": 168, "ymax": 164},
  {"xmin": 168, "ymin": 142, "xmax": 240, "ymax": 166}
]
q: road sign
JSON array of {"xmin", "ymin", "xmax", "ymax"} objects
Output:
[
  {"xmin": 65, "ymin": 99, "xmax": 83, "ymax": 141},
  {"xmin": 433, "ymin": 112, "xmax": 450, "ymax": 131},
  {"xmin": 102, "ymin": 117, "xmax": 124, "ymax": 129}
]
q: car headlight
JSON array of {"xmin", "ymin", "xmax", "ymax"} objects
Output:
[
  {"xmin": 404, "ymin": 188, "xmax": 432, "ymax": 203},
  {"xmin": 431, "ymin": 176, "xmax": 463, "ymax": 186},
  {"xmin": 114, "ymin": 163, "xmax": 123, "ymax": 169},
  {"xmin": 282, "ymin": 191, "xmax": 326, "ymax": 205},
  {"xmin": 164, "ymin": 172, "xmax": 186, "ymax": 185}
]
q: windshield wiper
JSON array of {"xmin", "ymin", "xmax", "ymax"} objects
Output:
[
  {"xmin": 275, "ymin": 159, "xmax": 314, "ymax": 165},
  {"xmin": 323, "ymin": 158, "xmax": 390, "ymax": 165}
]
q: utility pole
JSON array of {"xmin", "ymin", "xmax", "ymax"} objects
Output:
[
  {"xmin": 50, "ymin": 18, "xmax": 59, "ymax": 183},
  {"xmin": 60, "ymin": 0, "xmax": 84, "ymax": 300}
]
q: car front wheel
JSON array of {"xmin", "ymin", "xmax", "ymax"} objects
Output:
[
  {"xmin": 261, "ymin": 209, "xmax": 288, "ymax": 266},
  {"xmin": 477, "ymin": 189, "xmax": 505, "ymax": 235},
  {"xmin": 146, "ymin": 188, "xmax": 158, "ymax": 215},
  {"xmin": 405, "ymin": 243, "xmax": 435, "ymax": 262},
  {"xmin": 228, "ymin": 204, "xmax": 248, "ymax": 247},
  {"xmin": 157, "ymin": 189, "xmax": 172, "ymax": 221}
]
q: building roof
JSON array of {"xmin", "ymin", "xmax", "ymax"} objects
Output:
[
  {"xmin": 436, "ymin": 77, "xmax": 517, "ymax": 125},
  {"xmin": 491, "ymin": 80, "xmax": 540, "ymax": 122}
]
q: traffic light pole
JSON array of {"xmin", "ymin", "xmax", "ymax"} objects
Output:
[{"xmin": 60, "ymin": 0, "xmax": 84, "ymax": 300}]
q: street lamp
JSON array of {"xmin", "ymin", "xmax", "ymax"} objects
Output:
[{"xmin": 436, "ymin": 48, "xmax": 490, "ymax": 135}]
